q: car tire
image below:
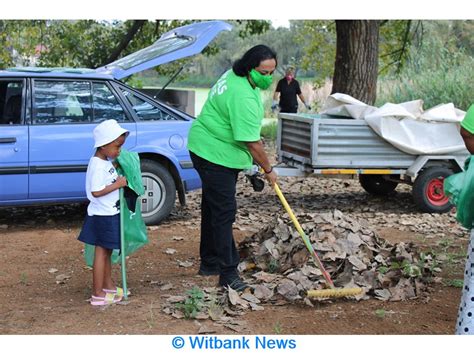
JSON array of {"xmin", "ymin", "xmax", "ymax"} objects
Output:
[
  {"xmin": 140, "ymin": 159, "xmax": 176, "ymax": 225},
  {"xmin": 412, "ymin": 166, "xmax": 453, "ymax": 213},
  {"xmin": 359, "ymin": 174, "xmax": 398, "ymax": 195}
]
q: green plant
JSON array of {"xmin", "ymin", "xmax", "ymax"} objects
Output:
[
  {"xmin": 267, "ymin": 257, "xmax": 280, "ymax": 274},
  {"xmin": 273, "ymin": 321, "xmax": 283, "ymax": 334},
  {"xmin": 445, "ymin": 251, "xmax": 466, "ymax": 266},
  {"xmin": 177, "ymin": 286, "xmax": 205, "ymax": 319},
  {"xmin": 437, "ymin": 238, "xmax": 453, "ymax": 251},
  {"xmin": 375, "ymin": 309, "xmax": 386, "ymax": 318},
  {"xmin": 445, "ymin": 279, "xmax": 464, "ymax": 288},
  {"xmin": 19, "ymin": 272, "xmax": 28, "ymax": 285},
  {"xmin": 417, "ymin": 251, "xmax": 440, "ymax": 274},
  {"xmin": 389, "ymin": 260, "xmax": 421, "ymax": 278}
]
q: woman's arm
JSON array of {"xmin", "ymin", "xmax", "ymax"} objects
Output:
[{"xmin": 245, "ymin": 140, "xmax": 277, "ymax": 186}]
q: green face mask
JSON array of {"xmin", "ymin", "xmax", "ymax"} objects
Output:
[{"xmin": 249, "ymin": 69, "xmax": 273, "ymax": 90}]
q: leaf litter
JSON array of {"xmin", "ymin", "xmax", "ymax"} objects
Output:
[{"xmin": 162, "ymin": 209, "xmax": 441, "ymax": 330}]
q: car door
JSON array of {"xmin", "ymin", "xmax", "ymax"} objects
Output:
[
  {"xmin": 96, "ymin": 21, "xmax": 232, "ymax": 80},
  {"xmin": 28, "ymin": 78, "xmax": 137, "ymax": 200},
  {"xmin": 0, "ymin": 78, "xmax": 28, "ymax": 202}
]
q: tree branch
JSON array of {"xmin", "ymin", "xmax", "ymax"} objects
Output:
[
  {"xmin": 395, "ymin": 20, "xmax": 412, "ymax": 74},
  {"xmin": 98, "ymin": 20, "xmax": 146, "ymax": 68}
]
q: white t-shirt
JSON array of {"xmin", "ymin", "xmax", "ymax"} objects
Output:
[{"xmin": 85, "ymin": 157, "xmax": 120, "ymax": 216}]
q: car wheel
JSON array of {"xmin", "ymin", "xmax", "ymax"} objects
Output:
[
  {"xmin": 359, "ymin": 174, "xmax": 399, "ymax": 195},
  {"xmin": 412, "ymin": 166, "xmax": 453, "ymax": 213},
  {"xmin": 140, "ymin": 159, "xmax": 176, "ymax": 225}
]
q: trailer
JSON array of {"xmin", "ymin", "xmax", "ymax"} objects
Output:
[{"xmin": 275, "ymin": 113, "xmax": 469, "ymax": 213}]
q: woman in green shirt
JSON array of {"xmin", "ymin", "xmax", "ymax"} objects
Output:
[
  {"xmin": 188, "ymin": 45, "xmax": 278, "ymax": 292},
  {"xmin": 456, "ymin": 104, "xmax": 474, "ymax": 334}
]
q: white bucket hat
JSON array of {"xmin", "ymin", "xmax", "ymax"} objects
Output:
[{"xmin": 93, "ymin": 119, "xmax": 129, "ymax": 148}]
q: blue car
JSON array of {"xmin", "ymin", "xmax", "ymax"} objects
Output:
[{"xmin": 0, "ymin": 21, "xmax": 232, "ymax": 225}]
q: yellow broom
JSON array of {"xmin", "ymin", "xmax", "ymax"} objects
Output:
[{"xmin": 274, "ymin": 183, "xmax": 362, "ymax": 299}]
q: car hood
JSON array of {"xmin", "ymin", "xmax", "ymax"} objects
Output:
[{"xmin": 95, "ymin": 20, "xmax": 232, "ymax": 80}]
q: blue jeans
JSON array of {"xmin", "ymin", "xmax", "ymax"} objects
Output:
[{"xmin": 190, "ymin": 152, "xmax": 241, "ymax": 278}]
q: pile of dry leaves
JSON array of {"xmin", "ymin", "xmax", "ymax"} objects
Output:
[
  {"xmin": 161, "ymin": 209, "xmax": 441, "ymax": 327},
  {"xmin": 239, "ymin": 209, "xmax": 440, "ymax": 303}
]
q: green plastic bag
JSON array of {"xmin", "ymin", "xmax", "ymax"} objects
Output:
[
  {"xmin": 84, "ymin": 150, "xmax": 148, "ymax": 267},
  {"xmin": 444, "ymin": 156, "xmax": 474, "ymax": 229}
]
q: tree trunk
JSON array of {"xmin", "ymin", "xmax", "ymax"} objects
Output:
[
  {"xmin": 97, "ymin": 20, "xmax": 147, "ymax": 68},
  {"xmin": 332, "ymin": 20, "xmax": 380, "ymax": 105}
]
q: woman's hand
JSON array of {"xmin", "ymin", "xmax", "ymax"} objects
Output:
[{"xmin": 264, "ymin": 169, "xmax": 278, "ymax": 187}]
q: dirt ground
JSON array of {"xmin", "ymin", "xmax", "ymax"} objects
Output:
[{"xmin": 0, "ymin": 171, "xmax": 468, "ymax": 335}]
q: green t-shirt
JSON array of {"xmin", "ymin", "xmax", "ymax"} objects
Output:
[
  {"xmin": 187, "ymin": 70, "xmax": 263, "ymax": 169},
  {"xmin": 461, "ymin": 104, "xmax": 474, "ymax": 134}
]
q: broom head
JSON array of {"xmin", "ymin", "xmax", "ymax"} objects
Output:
[{"xmin": 307, "ymin": 287, "xmax": 363, "ymax": 299}]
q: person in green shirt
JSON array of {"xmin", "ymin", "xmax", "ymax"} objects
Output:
[
  {"xmin": 188, "ymin": 44, "xmax": 278, "ymax": 292},
  {"xmin": 456, "ymin": 103, "xmax": 474, "ymax": 334}
]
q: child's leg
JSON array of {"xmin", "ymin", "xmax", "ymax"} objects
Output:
[
  {"xmin": 103, "ymin": 248, "xmax": 115, "ymax": 290},
  {"xmin": 92, "ymin": 246, "xmax": 110, "ymax": 297}
]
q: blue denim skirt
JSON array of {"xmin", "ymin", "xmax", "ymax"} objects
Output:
[{"xmin": 78, "ymin": 214, "xmax": 121, "ymax": 250}]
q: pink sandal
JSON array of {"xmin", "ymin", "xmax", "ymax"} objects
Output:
[
  {"xmin": 103, "ymin": 287, "xmax": 130, "ymax": 297},
  {"xmin": 90, "ymin": 292, "xmax": 122, "ymax": 306}
]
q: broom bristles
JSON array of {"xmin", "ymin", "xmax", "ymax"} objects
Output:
[{"xmin": 307, "ymin": 287, "xmax": 363, "ymax": 299}]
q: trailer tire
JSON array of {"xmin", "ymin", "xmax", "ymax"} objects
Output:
[
  {"xmin": 140, "ymin": 159, "xmax": 176, "ymax": 225},
  {"xmin": 412, "ymin": 166, "xmax": 453, "ymax": 213},
  {"xmin": 359, "ymin": 174, "xmax": 398, "ymax": 195}
]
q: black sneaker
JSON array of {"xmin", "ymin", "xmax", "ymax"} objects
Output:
[
  {"xmin": 198, "ymin": 264, "xmax": 220, "ymax": 276},
  {"xmin": 219, "ymin": 276, "xmax": 249, "ymax": 292}
]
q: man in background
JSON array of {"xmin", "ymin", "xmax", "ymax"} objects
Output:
[{"xmin": 272, "ymin": 66, "xmax": 310, "ymax": 113}]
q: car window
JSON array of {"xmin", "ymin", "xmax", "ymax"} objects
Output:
[
  {"xmin": 33, "ymin": 80, "xmax": 92, "ymax": 124},
  {"xmin": 121, "ymin": 89, "xmax": 179, "ymax": 121},
  {"xmin": 92, "ymin": 82, "xmax": 129, "ymax": 123},
  {"xmin": 109, "ymin": 37, "xmax": 191, "ymax": 71},
  {"xmin": 0, "ymin": 80, "xmax": 23, "ymax": 125}
]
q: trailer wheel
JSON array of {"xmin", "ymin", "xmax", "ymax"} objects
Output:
[
  {"xmin": 359, "ymin": 174, "xmax": 398, "ymax": 195},
  {"xmin": 412, "ymin": 166, "xmax": 453, "ymax": 213}
]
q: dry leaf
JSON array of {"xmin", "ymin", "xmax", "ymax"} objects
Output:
[{"xmin": 178, "ymin": 261, "xmax": 193, "ymax": 268}]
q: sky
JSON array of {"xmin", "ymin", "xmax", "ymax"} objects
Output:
[{"xmin": 271, "ymin": 19, "xmax": 290, "ymax": 29}]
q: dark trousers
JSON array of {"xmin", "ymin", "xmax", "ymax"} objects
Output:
[
  {"xmin": 280, "ymin": 105, "xmax": 297, "ymax": 113},
  {"xmin": 190, "ymin": 152, "xmax": 241, "ymax": 277}
]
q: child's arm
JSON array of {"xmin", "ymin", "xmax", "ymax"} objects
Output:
[{"xmin": 91, "ymin": 176, "xmax": 127, "ymax": 198}]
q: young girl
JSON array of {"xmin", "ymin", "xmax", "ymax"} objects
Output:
[{"xmin": 78, "ymin": 119, "xmax": 129, "ymax": 306}]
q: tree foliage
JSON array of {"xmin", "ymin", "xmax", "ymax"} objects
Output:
[
  {"xmin": 294, "ymin": 20, "xmax": 336, "ymax": 86},
  {"xmin": 0, "ymin": 20, "xmax": 44, "ymax": 68},
  {"xmin": 1, "ymin": 19, "xmax": 471, "ymax": 105},
  {"xmin": 378, "ymin": 21, "xmax": 474, "ymax": 110},
  {"xmin": 0, "ymin": 20, "xmax": 271, "ymax": 83}
]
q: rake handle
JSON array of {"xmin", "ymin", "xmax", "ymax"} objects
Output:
[
  {"xmin": 120, "ymin": 187, "xmax": 128, "ymax": 300},
  {"xmin": 274, "ymin": 183, "xmax": 335, "ymax": 288}
]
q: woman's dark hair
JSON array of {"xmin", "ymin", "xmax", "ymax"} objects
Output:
[{"xmin": 232, "ymin": 44, "xmax": 277, "ymax": 77}]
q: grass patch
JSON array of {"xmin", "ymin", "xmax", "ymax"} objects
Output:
[
  {"xmin": 444, "ymin": 279, "xmax": 464, "ymax": 288},
  {"xmin": 261, "ymin": 121, "xmax": 278, "ymax": 141}
]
